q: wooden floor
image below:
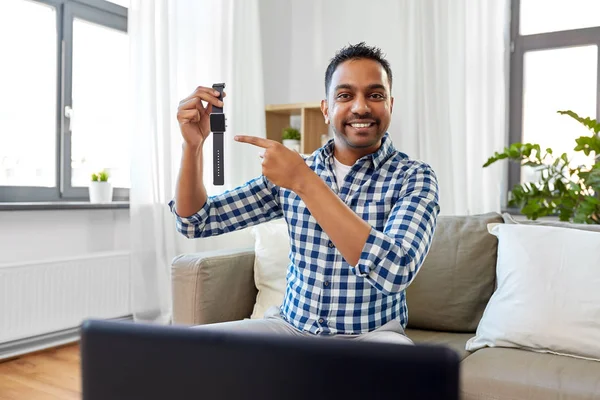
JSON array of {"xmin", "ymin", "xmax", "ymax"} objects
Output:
[{"xmin": 0, "ymin": 344, "xmax": 81, "ymax": 400}]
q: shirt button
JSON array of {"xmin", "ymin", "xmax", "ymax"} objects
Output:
[
  {"xmin": 328, "ymin": 241, "xmax": 334, "ymax": 248},
  {"xmin": 324, "ymin": 281, "xmax": 330, "ymax": 287},
  {"xmin": 318, "ymin": 318, "xmax": 324, "ymax": 324}
]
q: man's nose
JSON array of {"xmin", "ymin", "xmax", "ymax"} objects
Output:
[{"xmin": 351, "ymin": 95, "xmax": 370, "ymax": 115}]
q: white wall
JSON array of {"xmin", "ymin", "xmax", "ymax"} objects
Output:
[
  {"xmin": 0, "ymin": 208, "xmax": 130, "ymax": 351},
  {"xmin": 0, "ymin": 209, "xmax": 129, "ymax": 266},
  {"xmin": 259, "ymin": 0, "xmax": 293, "ymax": 105},
  {"xmin": 259, "ymin": 0, "xmax": 404, "ymax": 103}
]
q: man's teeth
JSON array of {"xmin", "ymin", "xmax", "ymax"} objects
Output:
[{"xmin": 350, "ymin": 123, "xmax": 372, "ymax": 128}]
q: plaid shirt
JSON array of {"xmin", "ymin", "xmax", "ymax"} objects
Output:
[{"xmin": 169, "ymin": 133, "xmax": 440, "ymax": 335}]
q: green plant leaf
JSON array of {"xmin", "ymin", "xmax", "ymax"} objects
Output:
[
  {"xmin": 558, "ymin": 207, "xmax": 574, "ymax": 221},
  {"xmin": 282, "ymin": 127, "xmax": 301, "ymax": 141},
  {"xmin": 487, "ymin": 112, "xmax": 600, "ymax": 224},
  {"xmin": 482, "ymin": 143, "xmax": 542, "ymax": 167},
  {"xmin": 575, "ymin": 136, "xmax": 600, "ymax": 156},
  {"xmin": 585, "ymin": 164, "xmax": 600, "ymax": 191},
  {"xmin": 558, "ymin": 110, "xmax": 600, "ymax": 134}
]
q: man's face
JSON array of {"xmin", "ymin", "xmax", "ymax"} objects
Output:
[{"xmin": 322, "ymin": 58, "xmax": 393, "ymax": 151}]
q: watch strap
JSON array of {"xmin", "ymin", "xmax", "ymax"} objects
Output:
[
  {"xmin": 213, "ymin": 132, "xmax": 224, "ymax": 186},
  {"xmin": 211, "ymin": 83, "xmax": 225, "ymax": 186},
  {"xmin": 212, "ymin": 84, "xmax": 224, "ymax": 114}
]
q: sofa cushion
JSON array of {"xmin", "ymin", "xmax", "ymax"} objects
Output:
[
  {"xmin": 406, "ymin": 212, "xmax": 503, "ymax": 333},
  {"xmin": 405, "ymin": 329, "xmax": 473, "ymax": 361},
  {"xmin": 460, "ymin": 348, "xmax": 600, "ymax": 400},
  {"xmin": 466, "ymin": 223, "xmax": 600, "ymax": 361},
  {"xmin": 249, "ymin": 219, "xmax": 290, "ymax": 319}
]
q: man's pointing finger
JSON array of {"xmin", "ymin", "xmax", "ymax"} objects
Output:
[{"xmin": 234, "ymin": 135, "xmax": 275, "ymax": 149}]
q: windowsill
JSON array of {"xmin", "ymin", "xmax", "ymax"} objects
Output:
[
  {"xmin": 501, "ymin": 207, "xmax": 521, "ymax": 216},
  {"xmin": 501, "ymin": 208, "xmax": 563, "ymax": 222},
  {"xmin": 0, "ymin": 201, "xmax": 130, "ymax": 211}
]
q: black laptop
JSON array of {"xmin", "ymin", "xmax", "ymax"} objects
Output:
[{"xmin": 80, "ymin": 319, "xmax": 460, "ymax": 400}]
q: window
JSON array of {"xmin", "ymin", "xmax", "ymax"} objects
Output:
[
  {"xmin": 509, "ymin": 0, "xmax": 600, "ymax": 201},
  {"xmin": 0, "ymin": 0, "xmax": 129, "ymax": 202}
]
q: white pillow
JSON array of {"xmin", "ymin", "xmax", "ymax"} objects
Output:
[
  {"xmin": 466, "ymin": 223, "xmax": 600, "ymax": 361},
  {"xmin": 249, "ymin": 219, "xmax": 290, "ymax": 319}
]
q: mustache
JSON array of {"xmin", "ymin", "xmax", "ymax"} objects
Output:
[{"xmin": 344, "ymin": 113, "xmax": 379, "ymax": 124}]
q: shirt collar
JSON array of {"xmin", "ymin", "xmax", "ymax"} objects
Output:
[{"xmin": 319, "ymin": 132, "xmax": 395, "ymax": 170}]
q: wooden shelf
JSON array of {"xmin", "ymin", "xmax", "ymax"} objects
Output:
[
  {"xmin": 265, "ymin": 102, "xmax": 329, "ymax": 154},
  {"xmin": 265, "ymin": 102, "xmax": 320, "ymax": 114}
]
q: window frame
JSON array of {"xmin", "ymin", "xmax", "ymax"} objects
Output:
[
  {"xmin": 0, "ymin": 0, "xmax": 128, "ymax": 203},
  {"xmin": 507, "ymin": 0, "xmax": 600, "ymax": 209}
]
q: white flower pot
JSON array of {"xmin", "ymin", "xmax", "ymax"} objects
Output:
[
  {"xmin": 89, "ymin": 181, "xmax": 113, "ymax": 203},
  {"xmin": 283, "ymin": 139, "xmax": 301, "ymax": 152}
]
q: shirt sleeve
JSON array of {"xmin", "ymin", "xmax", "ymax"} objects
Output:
[
  {"xmin": 352, "ymin": 163, "xmax": 440, "ymax": 295},
  {"xmin": 168, "ymin": 175, "xmax": 283, "ymax": 238}
]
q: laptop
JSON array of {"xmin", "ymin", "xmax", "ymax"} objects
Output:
[{"xmin": 80, "ymin": 319, "xmax": 460, "ymax": 400}]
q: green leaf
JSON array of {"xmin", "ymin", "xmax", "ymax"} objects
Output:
[
  {"xmin": 575, "ymin": 136, "xmax": 600, "ymax": 156},
  {"xmin": 482, "ymin": 144, "xmax": 538, "ymax": 167},
  {"xmin": 558, "ymin": 207, "xmax": 574, "ymax": 221},
  {"xmin": 558, "ymin": 110, "xmax": 600, "ymax": 134},
  {"xmin": 585, "ymin": 164, "xmax": 600, "ymax": 191},
  {"xmin": 485, "ymin": 118, "xmax": 600, "ymax": 223},
  {"xmin": 282, "ymin": 127, "xmax": 301, "ymax": 140},
  {"xmin": 521, "ymin": 201, "xmax": 540, "ymax": 216},
  {"xmin": 508, "ymin": 148, "xmax": 520, "ymax": 158}
]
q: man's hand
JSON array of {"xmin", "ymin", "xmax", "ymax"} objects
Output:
[
  {"xmin": 177, "ymin": 86, "xmax": 226, "ymax": 149},
  {"xmin": 234, "ymin": 135, "xmax": 311, "ymax": 190}
]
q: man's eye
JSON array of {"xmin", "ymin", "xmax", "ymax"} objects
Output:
[
  {"xmin": 371, "ymin": 93, "xmax": 385, "ymax": 99},
  {"xmin": 337, "ymin": 93, "xmax": 350, "ymax": 99}
]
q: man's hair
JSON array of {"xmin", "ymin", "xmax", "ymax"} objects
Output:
[{"xmin": 324, "ymin": 42, "xmax": 392, "ymax": 96}]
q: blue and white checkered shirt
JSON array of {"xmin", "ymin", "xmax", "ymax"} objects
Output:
[{"xmin": 169, "ymin": 133, "xmax": 440, "ymax": 335}]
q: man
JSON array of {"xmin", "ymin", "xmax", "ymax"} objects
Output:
[{"xmin": 170, "ymin": 42, "xmax": 440, "ymax": 345}]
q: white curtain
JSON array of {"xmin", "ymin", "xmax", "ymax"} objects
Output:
[
  {"xmin": 394, "ymin": 0, "xmax": 510, "ymax": 215},
  {"xmin": 128, "ymin": 0, "xmax": 264, "ymax": 324}
]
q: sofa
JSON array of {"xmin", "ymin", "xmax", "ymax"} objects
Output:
[{"xmin": 171, "ymin": 212, "xmax": 600, "ymax": 400}]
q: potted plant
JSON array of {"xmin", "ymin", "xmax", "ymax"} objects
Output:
[
  {"xmin": 89, "ymin": 169, "xmax": 113, "ymax": 203},
  {"xmin": 483, "ymin": 110, "xmax": 600, "ymax": 223},
  {"xmin": 282, "ymin": 127, "xmax": 301, "ymax": 152}
]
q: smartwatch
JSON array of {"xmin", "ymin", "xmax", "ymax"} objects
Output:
[{"xmin": 209, "ymin": 83, "xmax": 226, "ymax": 186}]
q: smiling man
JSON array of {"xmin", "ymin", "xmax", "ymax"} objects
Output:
[{"xmin": 170, "ymin": 42, "xmax": 440, "ymax": 345}]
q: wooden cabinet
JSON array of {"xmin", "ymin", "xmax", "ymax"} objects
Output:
[{"xmin": 265, "ymin": 102, "xmax": 330, "ymax": 155}]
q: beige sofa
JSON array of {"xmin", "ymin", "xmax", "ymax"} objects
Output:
[{"xmin": 171, "ymin": 212, "xmax": 600, "ymax": 400}]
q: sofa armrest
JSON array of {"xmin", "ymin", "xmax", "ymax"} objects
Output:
[{"xmin": 171, "ymin": 247, "xmax": 257, "ymax": 326}]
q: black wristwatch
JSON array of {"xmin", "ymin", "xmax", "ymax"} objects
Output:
[{"xmin": 209, "ymin": 83, "xmax": 226, "ymax": 186}]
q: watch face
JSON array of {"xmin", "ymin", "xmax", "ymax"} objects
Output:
[{"xmin": 210, "ymin": 113, "xmax": 226, "ymax": 132}]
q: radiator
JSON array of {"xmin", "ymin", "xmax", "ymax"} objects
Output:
[{"xmin": 0, "ymin": 251, "xmax": 131, "ymax": 344}]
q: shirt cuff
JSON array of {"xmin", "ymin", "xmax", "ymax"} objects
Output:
[
  {"xmin": 353, "ymin": 227, "xmax": 392, "ymax": 277},
  {"xmin": 168, "ymin": 198, "xmax": 210, "ymax": 226}
]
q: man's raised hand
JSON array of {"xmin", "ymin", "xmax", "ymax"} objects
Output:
[{"xmin": 177, "ymin": 86, "xmax": 226, "ymax": 149}]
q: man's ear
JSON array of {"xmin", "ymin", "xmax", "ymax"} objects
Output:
[
  {"xmin": 390, "ymin": 96, "xmax": 394, "ymax": 114},
  {"xmin": 321, "ymin": 99, "xmax": 329, "ymax": 124}
]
